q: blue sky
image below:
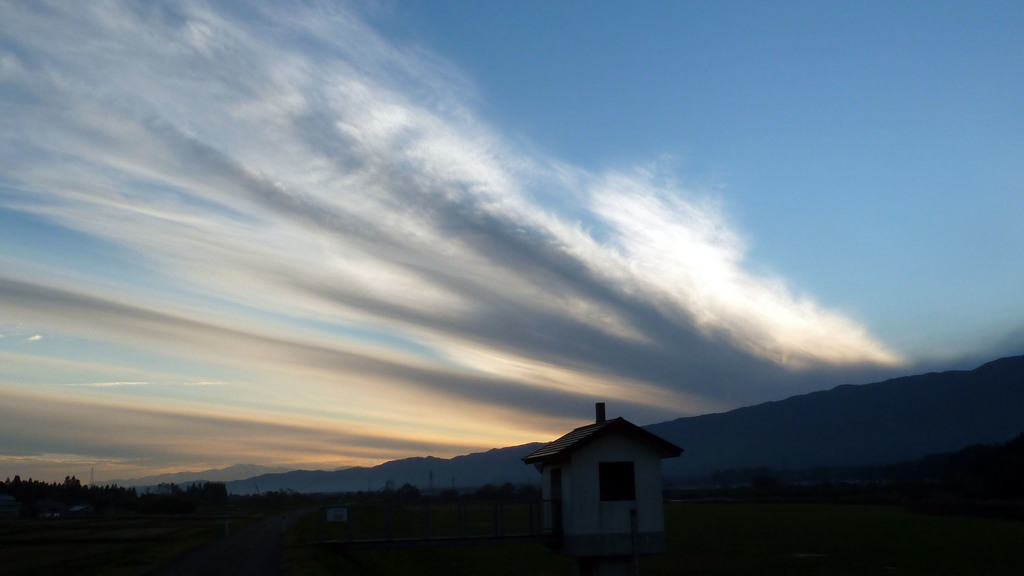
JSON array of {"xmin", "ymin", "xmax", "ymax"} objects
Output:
[
  {"xmin": 1, "ymin": 0, "xmax": 1022, "ymax": 482},
  {"xmin": 383, "ymin": 0, "xmax": 1024, "ymax": 358}
]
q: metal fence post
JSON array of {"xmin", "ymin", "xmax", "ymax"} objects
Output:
[
  {"xmin": 458, "ymin": 502, "xmax": 466, "ymax": 538},
  {"xmin": 422, "ymin": 502, "xmax": 430, "ymax": 540},
  {"xmin": 347, "ymin": 506, "xmax": 354, "ymax": 542},
  {"xmin": 631, "ymin": 507, "xmax": 639, "ymax": 576},
  {"xmin": 317, "ymin": 505, "xmax": 324, "ymax": 543}
]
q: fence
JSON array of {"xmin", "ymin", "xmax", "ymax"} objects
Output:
[{"xmin": 318, "ymin": 499, "xmax": 561, "ymax": 549}]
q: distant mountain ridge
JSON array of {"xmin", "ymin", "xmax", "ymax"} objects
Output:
[
  {"xmin": 142, "ymin": 355, "xmax": 1024, "ymax": 494},
  {"xmin": 650, "ymin": 354, "xmax": 1024, "ymax": 479},
  {"xmin": 224, "ymin": 444, "xmax": 545, "ymax": 495},
  {"xmin": 105, "ymin": 464, "xmax": 291, "ymax": 488}
]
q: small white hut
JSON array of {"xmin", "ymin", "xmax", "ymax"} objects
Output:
[{"xmin": 523, "ymin": 403, "xmax": 683, "ymax": 575}]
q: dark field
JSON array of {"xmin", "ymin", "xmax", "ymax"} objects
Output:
[
  {"xmin": 652, "ymin": 502, "xmax": 1024, "ymax": 575},
  {"xmin": 0, "ymin": 514, "xmax": 259, "ymax": 576},
  {"xmin": 5, "ymin": 503, "xmax": 1024, "ymax": 575},
  {"xmin": 288, "ymin": 502, "xmax": 1024, "ymax": 575}
]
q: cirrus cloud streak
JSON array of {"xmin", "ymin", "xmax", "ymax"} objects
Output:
[{"xmin": 0, "ymin": 0, "xmax": 902, "ymax": 480}]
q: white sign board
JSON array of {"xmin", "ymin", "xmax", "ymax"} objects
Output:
[{"xmin": 326, "ymin": 507, "xmax": 348, "ymax": 522}]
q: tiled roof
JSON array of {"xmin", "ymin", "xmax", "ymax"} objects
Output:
[{"xmin": 522, "ymin": 417, "xmax": 683, "ymax": 464}]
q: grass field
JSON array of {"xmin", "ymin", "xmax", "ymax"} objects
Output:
[
  {"xmin": 0, "ymin": 513, "xmax": 260, "ymax": 576},
  {"xmin": 651, "ymin": 502, "xmax": 1024, "ymax": 575},
  {"xmin": 5, "ymin": 501, "xmax": 1024, "ymax": 574},
  {"xmin": 286, "ymin": 508, "xmax": 573, "ymax": 576},
  {"xmin": 287, "ymin": 502, "xmax": 1024, "ymax": 575}
]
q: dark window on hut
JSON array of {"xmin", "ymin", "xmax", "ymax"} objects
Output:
[{"xmin": 599, "ymin": 461, "xmax": 636, "ymax": 501}]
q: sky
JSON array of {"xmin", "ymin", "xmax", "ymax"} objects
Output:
[{"xmin": 1, "ymin": 0, "xmax": 1022, "ymax": 483}]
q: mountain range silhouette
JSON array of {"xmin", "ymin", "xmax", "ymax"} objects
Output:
[{"xmin": 115, "ymin": 355, "xmax": 1024, "ymax": 493}]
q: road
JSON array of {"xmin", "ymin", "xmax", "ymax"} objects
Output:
[{"xmin": 146, "ymin": 510, "xmax": 312, "ymax": 576}]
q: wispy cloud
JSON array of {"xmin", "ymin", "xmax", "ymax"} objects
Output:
[
  {"xmin": 0, "ymin": 0, "xmax": 904, "ymax": 479},
  {"xmin": 0, "ymin": 385, "xmax": 472, "ymax": 480},
  {"xmin": 67, "ymin": 380, "xmax": 264, "ymax": 389},
  {"xmin": 71, "ymin": 381, "xmax": 151, "ymax": 388}
]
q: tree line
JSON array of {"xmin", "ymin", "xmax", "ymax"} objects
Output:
[
  {"xmin": 0, "ymin": 475, "xmax": 232, "ymax": 516},
  {"xmin": 667, "ymin": 432, "xmax": 1024, "ymax": 513},
  {"xmin": 333, "ymin": 481, "xmax": 540, "ymax": 504}
]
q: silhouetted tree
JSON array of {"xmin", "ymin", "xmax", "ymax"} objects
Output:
[
  {"xmin": 437, "ymin": 488, "xmax": 460, "ymax": 501},
  {"xmin": 0, "ymin": 476, "xmax": 139, "ymax": 515},
  {"xmin": 395, "ymin": 483, "xmax": 421, "ymax": 501},
  {"xmin": 472, "ymin": 482, "xmax": 519, "ymax": 501},
  {"xmin": 942, "ymin": 433, "xmax": 1024, "ymax": 499}
]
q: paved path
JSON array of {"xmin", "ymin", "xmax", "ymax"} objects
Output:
[{"xmin": 147, "ymin": 510, "xmax": 312, "ymax": 576}]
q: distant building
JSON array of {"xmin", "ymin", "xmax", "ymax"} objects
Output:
[
  {"xmin": 34, "ymin": 499, "xmax": 65, "ymax": 518},
  {"xmin": 0, "ymin": 494, "xmax": 22, "ymax": 518},
  {"xmin": 523, "ymin": 403, "xmax": 683, "ymax": 576},
  {"xmin": 68, "ymin": 504, "xmax": 95, "ymax": 518}
]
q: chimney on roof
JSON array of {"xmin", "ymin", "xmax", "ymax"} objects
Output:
[{"xmin": 596, "ymin": 402, "xmax": 606, "ymax": 423}]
